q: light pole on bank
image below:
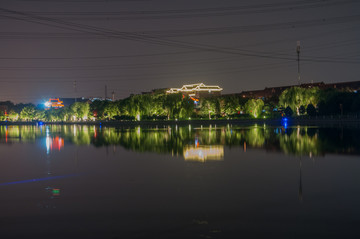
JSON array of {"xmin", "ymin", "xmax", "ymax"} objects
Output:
[
  {"xmin": 74, "ymin": 80, "xmax": 77, "ymax": 103},
  {"xmin": 297, "ymin": 41, "xmax": 301, "ymax": 85}
]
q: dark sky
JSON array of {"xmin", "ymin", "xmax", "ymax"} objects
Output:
[{"xmin": 0, "ymin": 0, "xmax": 359, "ymax": 104}]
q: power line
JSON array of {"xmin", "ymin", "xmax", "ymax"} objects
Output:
[
  {"xmin": 1, "ymin": 15, "xmax": 360, "ymax": 39},
  {"xmin": 11, "ymin": 0, "xmax": 146, "ymax": 2},
  {"xmin": 1, "ymin": 7, "xmax": 360, "ymax": 65},
  {"xmin": 0, "ymin": 25, "xmax": 358, "ymax": 60},
  {"xmin": 0, "ymin": 50, "xmax": 200, "ymax": 60},
  {"xmin": 0, "ymin": 61, "xmax": 301, "ymax": 84},
  {"xmin": 0, "ymin": 55, "xmax": 247, "ymax": 69},
  {"xmin": 0, "ymin": 55, "xmax": 285, "ymax": 70},
  {"xmin": 0, "ymin": 4, "xmax": 359, "ymax": 88},
  {"xmin": 7, "ymin": 0, "xmax": 359, "ymax": 21}
]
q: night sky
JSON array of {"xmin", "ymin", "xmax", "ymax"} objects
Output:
[{"xmin": 0, "ymin": 0, "xmax": 359, "ymax": 104}]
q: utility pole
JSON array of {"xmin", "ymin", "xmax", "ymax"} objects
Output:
[
  {"xmin": 112, "ymin": 91, "xmax": 115, "ymax": 101},
  {"xmin": 73, "ymin": 80, "xmax": 77, "ymax": 102},
  {"xmin": 296, "ymin": 41, "xmax": 301, "ymax": 85},
  {"xmin": 105, "ymin": 85, "xmax": 108, "ymax": 100}
]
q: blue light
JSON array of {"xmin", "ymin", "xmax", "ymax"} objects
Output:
[
  {"xmin": 38, "ymin": 121, "xmax": 44, "ymax": 126},
  {"xmin": 281, "ymin": 117, "xmax": 288, "ymax": 129},
  {"xmin": 0, "ymin": 174, "xmax": 80, "ymax": 186},
  {"xmin": 195, "ymin": 138, "xmax": 198, "ymax": 147}
]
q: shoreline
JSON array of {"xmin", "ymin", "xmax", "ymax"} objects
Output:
[{"xmin": 1, "ymin": 117, "xmax": 360, "ymax": 127}]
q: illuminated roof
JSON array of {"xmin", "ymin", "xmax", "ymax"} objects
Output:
[
  {"xmin": 45, "ymin": 98, "xmax": 64, "ymax": 108},
  {"xmin": 166, "ymin": 83, "xmax": 223, "ymax": 94}
]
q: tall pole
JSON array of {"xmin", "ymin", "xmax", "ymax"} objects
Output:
[
  {"xmin": 112, "ymin": 91, "xmax": 115, "ymax": 101},
  {"xmin": 105, "ymin": 85, "xmax": 108, "ymax": 100},
  {"xmin": 73, "ymin": 80, "xmax": 77, "ymax": 102},
  {"xmin": 297, "ymin": 41, "xmax": 301, "ymax": 85}
]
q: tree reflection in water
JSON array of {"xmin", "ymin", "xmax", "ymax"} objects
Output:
[{"xmin": 1, "ymin": 124, "xmax": 360, "ymax": 158}]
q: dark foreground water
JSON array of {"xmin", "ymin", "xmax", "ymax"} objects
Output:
[{"xmin": 1, "ymin": 123, "xmax": 360, "ymax": 238}]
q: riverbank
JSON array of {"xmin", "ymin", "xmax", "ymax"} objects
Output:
[{"xmin": 1, "ymin": 116, "xmax": 360, "ymax": 127}]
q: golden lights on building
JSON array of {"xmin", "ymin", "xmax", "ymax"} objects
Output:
[
  {"xmin": 166, "ymin": 83, "xmax": 223, "ymax": 98},
  {"xmin": 45, "ymin": 98, "xmax": 64, "ymax": 109}
]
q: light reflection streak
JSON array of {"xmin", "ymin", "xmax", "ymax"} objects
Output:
[
  {"xmin": 0, "ymin": 174, "xmax": 79, "ymax": 186},
  {"xmin": 45, "ymin": 126, "xmax": 64, "ymax": 154}
]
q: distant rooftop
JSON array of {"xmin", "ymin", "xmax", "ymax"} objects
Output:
[{"xmin": 166, "ymin": 83, "xmax": 223, "ymax": 95}]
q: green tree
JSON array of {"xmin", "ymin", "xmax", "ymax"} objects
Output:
[
  {"xmin": 139, "ymin": 94, "xmax": 154, "ymax": 118},
  {"xmin": 152, "ymin": 94, "xmax": 167, "ymax": 118},
  {"xmin": 20, "ymin": 106, "xmax": 36, "ymax": 121},
  {"xmin": 199, "ymin": 98, "xmax": 212, "ymax": 119},
  {"xmin": 57, "ymin": 107, "xmax": 70, "ymax": 121},
  {"xmin": 103, "ymin": 102, "xmax": 119, "ymax": 120},
  {"xmin": 79, "ymin": 102, "xmax": 90, "ymax": 120},
  {"xmin": 70, "ymin": 102, "xmax": 90, "ymax": 121},
  {"xmin": 163, "ymin": 93, "xmax": 182, "ymax": 120},
  {"xmin": 35, "ymin": 109, "xmax": 46, "ymax": 121},
  {"xmin": 244, "ymin": 99, "xmax": 264, "ymax": 118},
  {"xmin": 45, "ymin": 108, "xmax": 59, "ymax": 122},
  {"xmin": 8, "ymin": 110, "xmax": 19, "ymax": 121},
  {"xmin": 199, "ymin": 97, "xmax": 220, "ymax": 119},
  {"xmin": 279, "ymin": 87, "xmax": 320, "ymax": 115},
  {"xmin": 91, "ymin": 100, "xmax": 107, "ymax": 119},
  {"xmin": 318, "ymin": 89, "xmax": 357, "ymax": 116},
  {"xmin": 306, "ymin": 104, "xmax": 316, "ymax": 116},
  {"xmin": 179, "ymin": 97, "xmax": 194, "ymax": 119},
  {"xmin": 0, "ymin": 111, "xmax": 5, "ymax": 121},
  {"xmin": 222, "ymin": 96, "xmax": 241, "ymax": 116}
]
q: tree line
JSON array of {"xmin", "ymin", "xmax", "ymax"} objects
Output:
[{"xmin": 1, "ymin": 86, "xmax": 359, "ymax": 122}]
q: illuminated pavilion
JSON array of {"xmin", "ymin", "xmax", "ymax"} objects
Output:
[{"xmin": 166, "ymin": 83, "xmax": 223, "ymax": 98}]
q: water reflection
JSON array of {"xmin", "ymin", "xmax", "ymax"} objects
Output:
[
  {"xmin": 46, "ymin": 126, "xmax": 64, "ymax": 154},
  {"xmin": 184, "ymin": 145, "xmax": 224, "ymax": 162},
  {"xmin": 3, "ymin": 124, "xmax": 360, "ymax": 237},
  {"xmin": 1, "ymin": 124, "xmax": 360, "ymax": 158}
]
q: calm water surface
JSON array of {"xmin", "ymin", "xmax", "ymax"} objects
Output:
[{"xmin": 1, "ymin": 124, "xmax": 360, "ymax": 238}]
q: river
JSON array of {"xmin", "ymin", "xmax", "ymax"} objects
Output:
[{"xmin": 1, "ymin": 123, "xmax": 360, "ymax": 238}]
